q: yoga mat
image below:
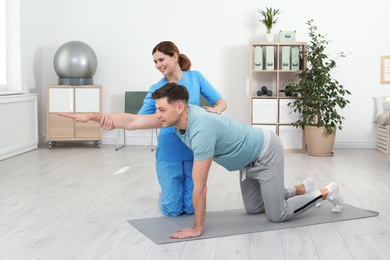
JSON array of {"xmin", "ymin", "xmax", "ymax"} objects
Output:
[{"xmin": 128, "ymin": 203, "xmax": 378, "ymax": 244}]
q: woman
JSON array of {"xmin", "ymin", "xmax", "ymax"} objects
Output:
[{"xmin": 138, "ymin": 41, "xmax": 227, "ymax": 216}]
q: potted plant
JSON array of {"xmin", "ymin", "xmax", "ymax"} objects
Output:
[
  {"xmin": 287, "ymin": 19, "xmax": 351, "ymax": 156},
  {"xmin": 258, "ymin": 7, "xmax": 280, "ymax": 42}
]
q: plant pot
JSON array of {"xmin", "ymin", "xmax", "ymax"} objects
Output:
[
  {"xmin": 266, "ymin": 33, "xmax": 274, "ymax": 42},
  {"xmin": 304, "ymin": 125, "xmax": 336, "ymax": 157}
]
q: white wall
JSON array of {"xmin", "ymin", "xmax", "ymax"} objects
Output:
[{"xmin": 20, "ymin": 0, "xmax": 390, "ymax": 148}]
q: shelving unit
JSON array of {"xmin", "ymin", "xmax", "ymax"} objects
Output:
[
  {"xmin": 46, "ymin": 84, "xmax": 103, "ymax": 148},
  {"xmin": 249, "ymin": 42, "xmax": 307, "ymax": 150}
]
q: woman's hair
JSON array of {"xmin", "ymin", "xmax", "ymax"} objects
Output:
[
  {"xmin": 152, "ymin": 41, "xmax": 192, "ymax": 71},
  {"xmin": 152, "ymin": 82, "xmax": 189, "ymax": 104}
]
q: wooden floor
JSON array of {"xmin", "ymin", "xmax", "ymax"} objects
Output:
[{"xmin": 1, "ymin": 144, "xmax": 390, "ymax": 260}]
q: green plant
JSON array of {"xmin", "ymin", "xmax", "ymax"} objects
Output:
[
  {"xmin": 287, "ymin": 19, "xmax": 351, "ymax": 135},
  {"xmin": 258, "ymin": 7, "xmax": 280, "ymax": 34}
]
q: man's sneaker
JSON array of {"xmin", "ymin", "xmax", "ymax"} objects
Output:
[{"xmin": 326, "ymin": 182, "xmax": 344, "ymax": 213}]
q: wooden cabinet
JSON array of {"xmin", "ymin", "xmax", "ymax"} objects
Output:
[
  {"xmin": 249, "ymin": 42, "xmax": 307, "ymax": 150},
  {"xmin": 46, "ymin": 85, "xmax": 102, "ymax": 148}
]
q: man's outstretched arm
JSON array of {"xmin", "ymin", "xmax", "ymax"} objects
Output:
[{"xmin": 58, "ymin": 113, "xmax": 162, "ymax": 131}]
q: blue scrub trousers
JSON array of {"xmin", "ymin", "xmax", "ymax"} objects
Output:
[{"xmin": 156, "ymin": 159, "xmax": 194, "ymax": 216}]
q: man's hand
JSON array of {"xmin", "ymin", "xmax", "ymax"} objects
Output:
[
  {"xmin": 58, "ymin": 113, "xmax": 90, "ymax": 123},
  {"xmin": 170, "ymin": 227, "xmax": 202, "ymax": 239},
  {"xmin": 58, "ymin": 113, "xmax": 116, "ymax": 131}
]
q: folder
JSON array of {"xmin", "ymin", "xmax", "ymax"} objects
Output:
[
  {"xmin": 291, "ymin": 46, "xmax": 300, "ymax": 70},
  {"xmin": 266, "ymin": 46, "xmax": 275, "ymax": 70},
  {"xmin": 281, "ymin": 46, "xmax": 291, "ymax": 70},
  {"xmin": 253, "ymin": 46, "xmax": 263, "ymax": 70}
]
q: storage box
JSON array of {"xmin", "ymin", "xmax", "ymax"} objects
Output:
[
  {"xmin": 252, "ymin": 99, "xmax": 277, "ymax": 123},
  {"xmin": 279, "ymin": 30, "xmax": 296, "ymax": 42},
  {"xmin": 377, "ymin": 125, "xmax": 389, "ymax": 154},
  {"xmin": 278, "ymin": 125, "xmax": 303, "ymax": 150},
  {"xmin": 252, "ymin": 124, "xmax": 277, "ymax": 134},
  {"xmin": 279, "ymin": 99, "xmax": 300, "ymax": 123}
]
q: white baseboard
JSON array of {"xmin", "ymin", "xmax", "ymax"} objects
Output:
[
  {"xmin": 333, "ymin": 141, "xmax": 376, "ymax": 149},
  {"xmin": 0, "ymin": 143, "xmax": 38, "ymax": 160}
]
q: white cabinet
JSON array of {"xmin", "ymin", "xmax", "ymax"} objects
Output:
[
  {"xmin": 46, "ymin": 85, "xmax": 102, "ymax": 148},
  {"xmin": 249, "ymin": 42, "xmax": 307, "ymax": 150}
]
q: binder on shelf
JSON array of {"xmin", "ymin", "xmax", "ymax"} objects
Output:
[
  {"xmin": 291, "ymin": 46, "xmax": 300, "ymax": 70},
  {"xmin": 281, "ymin": 46, "xmax": 291, "ymax": 70},
  {"xmin": 253, "ymin": 46, "xmax": 263, "ymax": 70},
  {"xmin": 279, "ymin": 30, "xmax": 296, "ymax": 42},
  {"xmin": 265, "ymin": 46, "xmax": 275, "ymax": 70}
]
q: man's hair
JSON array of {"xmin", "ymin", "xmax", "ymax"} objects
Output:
[{"xmin": 152, "ymin": 82, "xmax": 189, "ymax": 104}]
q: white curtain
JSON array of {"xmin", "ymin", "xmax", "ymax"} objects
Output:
[
  {"xmin": 0, "ymin": 0, "xmax": 6, "ymax": 90},
  {"xmin": 1, "ymin": 0, "xmax": 22, "ymax": 93}
]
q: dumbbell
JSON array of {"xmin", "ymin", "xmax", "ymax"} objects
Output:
[{"xmin": 257, "ymin": 86, "xmax": 273, "ymax": 96}]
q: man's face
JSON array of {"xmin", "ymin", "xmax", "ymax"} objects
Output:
[{"xmin": 155, "ymin": 97, "xmax": 181, "ymax": 128}]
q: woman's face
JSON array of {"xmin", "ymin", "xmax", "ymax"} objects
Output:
[{"xmin": 153, "ymin": 51, "xmax": 177, "ymax": 76}]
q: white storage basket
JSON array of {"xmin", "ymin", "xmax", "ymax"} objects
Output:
[{"xmin": 377, "ymin": 125, "xmax": 389, "ymax": 154}]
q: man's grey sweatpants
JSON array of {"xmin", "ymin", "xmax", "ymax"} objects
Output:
[{"xmin": 239, "ymin": 129, "xmax": 322, "ymax": 223}]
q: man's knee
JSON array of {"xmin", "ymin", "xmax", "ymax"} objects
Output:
[
  {"xmin": 267, "ymin": 214, "xmax": 285, "ymax": 223},
  {"xmin": 244, "ymin": 201, "xmax": 265, "ymax": 215},
  {"xmin": 245, "ymin": 206, "xmax": 264, "ymax": 215}
]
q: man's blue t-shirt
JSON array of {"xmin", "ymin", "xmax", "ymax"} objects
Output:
[
  {"xmin": 175, "ymin": 104, "xmax": 264, "ymax": 171},
  {"xmin": 138, "ymin": 71, "xmax": 222, "ymax": 161}
]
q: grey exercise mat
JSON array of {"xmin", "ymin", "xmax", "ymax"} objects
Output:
[{"xmin": 128, "ymin": 203, "xmax": 378, "ymax": 244}]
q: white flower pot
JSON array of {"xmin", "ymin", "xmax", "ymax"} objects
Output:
[{"xmin": 266, "ymin": 33, "xmax": 274, "ymax": 42}]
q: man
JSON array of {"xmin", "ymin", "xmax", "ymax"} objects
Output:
[{"xmin": 59, "ymin": 82, "xmax": 344, "ymax": 239}]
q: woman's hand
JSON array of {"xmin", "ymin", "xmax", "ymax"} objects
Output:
[
  {"xmin": 202, "ymin": 106, "xmax": 221, "ymax": 114},
  {"xmin": 99, "ymin": 115, "xmax": 115, "ymax": 131},
  {"xmin": 202, "ymin": 97, "xmax": 227, "ymax": 114}
]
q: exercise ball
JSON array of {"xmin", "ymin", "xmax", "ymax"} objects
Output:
[{"xmin": 53, "ymin": 41, "xmax": 98, "ymax": 85}]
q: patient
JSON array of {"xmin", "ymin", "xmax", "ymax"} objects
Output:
[{"xmin": 59, "ymin": 82, "xmax": 344, "ymax": 239}]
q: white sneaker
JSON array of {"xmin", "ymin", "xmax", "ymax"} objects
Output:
[
  {"xmin": 303, "ymin": 177, "xmax": 322, "ymax": 207},
  {"xmin": 326, "ymin": 182, "xmax": 344, "ymax": 213}
]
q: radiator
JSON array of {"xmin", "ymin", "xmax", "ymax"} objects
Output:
[{"xmin": 0, "ymin": 93, "xmax": 38, "ymax": 160}]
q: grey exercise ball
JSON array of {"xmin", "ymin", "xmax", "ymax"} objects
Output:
[{"xmin": 53, "ymin": 41, "xmax": 98, "ymax": 85}]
